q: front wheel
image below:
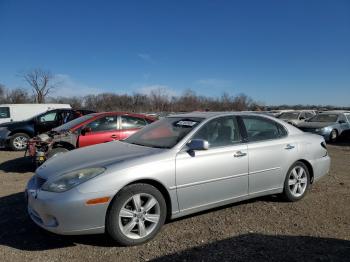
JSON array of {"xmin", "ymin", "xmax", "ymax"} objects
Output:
[
  {"xmin": 282, "ymin": 161, "xmax": 310, "ymax": 202},
  {"xmin": 9, "ymin": 133, "xmax": 30, "ymax": 151},
  {"xmin": 106, "ymin": 183, "xmax": 167, "ymax": 246}
]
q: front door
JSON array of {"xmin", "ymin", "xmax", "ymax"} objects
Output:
[
  {"xmin": 35, "ymin": 110, "xmax": 59, "ymax": 134},
  {"xmin": 78, "ymin": 115, "xmax": 120, "ymax": 147},
  {"xmin": 176, "ymin": 116, "xmax": 248, "ymax": 212}
]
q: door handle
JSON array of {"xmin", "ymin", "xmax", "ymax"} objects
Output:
[
  {"xmin": 285, "ymin": 144, "xmax": 295, "ymax": 150},
  {"xmin": 234, "ymin": 151, "xmax": 247, "ymax": 157},
  {"xmin": 111, "ymin": 134, "xmax": 118, "ymax": 139}
]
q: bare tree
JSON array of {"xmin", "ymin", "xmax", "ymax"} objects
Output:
[
  {"xmin": 6, "ymin": 88, "xmax": 31, "ymax": 103},
  {"xmin": 21, "ymin": 69, "xmax": 59, "ymax": 103},
  {"xmin": 0, "ymin": 83, "xmax": 5, "ymax": 103}
]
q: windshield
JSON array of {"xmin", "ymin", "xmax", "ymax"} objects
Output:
[
  {"xmin": 54, "ymin": 114, "xmax": 94, "ymax": 132},
  {"xmin": 308, "ymin": 114, "xmax": 339, "ymax": 123},
  {"xmin": 124, "ymin": 117, "xmax": 204, "ymax": 149},
  {"xmin": 278, "ymin": 112, "xmax": 300, "ymax": 120}
]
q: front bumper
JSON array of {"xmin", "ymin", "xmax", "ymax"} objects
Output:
[
  {"xmin": 26, "ymin": 176, "xmax": 112, "ymax": 235},
  {"xmin": 0, "ymin": 138, "xmax": 6, "ymax": 148}
]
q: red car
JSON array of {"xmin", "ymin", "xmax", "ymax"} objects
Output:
[{"xmin": 28, "ymin": 112, "xmax": 156, "ymax": 166}]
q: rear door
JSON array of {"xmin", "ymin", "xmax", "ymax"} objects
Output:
[
  {"xmin": 119, "ymin": 115, "xmax": 148, "ymax": 140},
  {"xmin": 78, "ymin": 115, "xmax": 119, "ymax": 147},
  {"xmin": 240, "ymin": 116, "xmax": 299, "ymax": 194}
]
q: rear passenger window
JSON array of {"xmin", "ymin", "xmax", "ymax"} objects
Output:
[
  {"xmin": 121, "ymin": 116, "xmax": 147, "ymax": 129},
  {"xmin": 0, "ymin": 107, "xmax": 10, "ymax": 118},
  {"xmin": 242, "ymin": 116, "xmax": 286, "ymax": 142}
]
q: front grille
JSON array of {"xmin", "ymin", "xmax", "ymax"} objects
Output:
[{"xmin": 35, "ymin": 176, "xmax": 47, "ymax": 188}]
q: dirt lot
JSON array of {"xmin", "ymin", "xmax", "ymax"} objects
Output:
[{"xmin": 0, "ymin": 144, "xmax": 349, "ymax": 262}]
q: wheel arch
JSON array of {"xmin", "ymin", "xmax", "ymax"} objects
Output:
[
  {"xmin": 296, "ymin": 159, "xmax": 314, "ymax": 184},
  {"xmin": 52, "ymin": 141, "xmax": 76, "ymax": 150},
  {"xmin": 9, "ymin": 130, "xmax": 33, "ymax": 138},
  {"xmin": 108, "ymin": 178, "xmax": 173, "ymax": 221}
]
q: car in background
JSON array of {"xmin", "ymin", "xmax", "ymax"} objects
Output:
[
  {"xmin": 278, "ymin": 110, "xmax": 316, "ymax": 126},
  {"xmin": 0, "ymin": 103, "xmax": 71, "ymax": 124},
  {"xmin": 0, "ymin": 108, "xmax": 94, "ymax": 151},
  {"xmin": 26, "ymin": 112, "xmax": 330, "ymax": 245},
  {"xmin": 27, "ymin": 112, "xmax": 156, "ymax": 166},
  {"xmin": 298, "ymin": 111, "xmax": 350, "ymax": 142}
]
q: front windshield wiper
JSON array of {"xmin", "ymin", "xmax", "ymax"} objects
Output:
[{"xmin": 124, "ymin": 141, "xmax": 170, "ymax": 149}]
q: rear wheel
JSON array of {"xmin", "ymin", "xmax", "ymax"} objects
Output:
[
  {"xmin": 282, "ymin": 161, "xmax": 310, "ymax": 202},
  {"xmin": 329, "ymin": 129, "xmax": 338, "ymax": 143},
  {"xmin": 106, "ymin": 183, "xmax": 166, "ymax": 246},
  {"xmin": 9, "ymin": 133, "xmax": 30, "ymax": 151}
]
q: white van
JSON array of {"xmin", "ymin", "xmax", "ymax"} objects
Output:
[{"xmin": 0, "ymin": 104, "xmax": 71, "ymax": 124}]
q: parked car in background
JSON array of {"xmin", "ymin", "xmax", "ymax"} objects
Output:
[
  {"xmin": 268, "ymin": 110, "xmax": 293, "ymax": 117},
  {"xmin": 0, "ymin": 104, "xmax": 71, "ymax": 124},
  {"xmin": 298, "ymin": 111, "xmax": 350, "ymax": 142},
  {"xmin": 28, "ymin": 112, "xmax": 156, "ymax": 166},
  {"xmin": 0, "ymin": 108, "xmax": 94, "ymax": 151},
  {"xmin": 278, "ymin": 110, "xmax": 316, "ymax": 126},
  {"xmin": 26, "ymin": 112, "xmax": 330, "ymax": 245}
]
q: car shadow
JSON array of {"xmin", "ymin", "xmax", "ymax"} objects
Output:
[
  {"xmin": 0, "ymin": 191, "xmax": 329, "ymax": 253},
  {"xmin": 1, "ymin": 193, "xmax": 349, "ymax": 260},
  {"xmin": 0, "ymin": 156, "xmax": 35, "ymax": 173},
  {"xmin": 151, "ymin": 234, "xmax": 350, "ymax": 261}
]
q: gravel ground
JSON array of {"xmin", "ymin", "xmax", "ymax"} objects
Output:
[{"xmin": 0, "ymin": 144, "xmax": 349, "ymax": 261}]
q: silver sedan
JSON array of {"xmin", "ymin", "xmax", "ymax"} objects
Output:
[{"xmin": 26, "ymin": 112, "xmax": 330, "ymax": 245}]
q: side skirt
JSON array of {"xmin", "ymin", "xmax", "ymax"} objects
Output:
[{"xmin": 171, "ymin": 188, "xmax": 283, "ymax": 219}]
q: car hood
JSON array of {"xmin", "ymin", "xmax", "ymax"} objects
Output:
[
  {"xmin": 298, "ymin": 122, "xmax": 335, "ymax": 128},
  {"xmin": 36, "ymin": 141, "xmax": 164, "ymax": 180}
]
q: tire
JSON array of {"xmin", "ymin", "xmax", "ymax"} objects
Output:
[
  {"xmin": 106, "ymin": 183, "xmax": 167, "ymax": 246},
  {"xmin": 47, "ymin": 147, "xmax": 69, "ymax": 159},
  {"xmin": 282, "ymin": 161, "xmax": 310, "ymax": 202},
  {"xmin": 329, "ymin": 129, "xmax": 338, "ymax": 143},
  {"xmin": 9, "ymin": 133, "xmax": 30, "ymax": 151}
]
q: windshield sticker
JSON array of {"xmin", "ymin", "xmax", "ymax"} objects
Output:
[{"xmin": 174, "ymin": 120, "xmax": 199, "ymax": 127}]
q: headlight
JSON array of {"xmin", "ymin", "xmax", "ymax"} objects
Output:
[
  {"xmin": 41, "ymin": 167, "xmax": 106, "ymax": 192},
  {"xmin": 318, "ymin": 127, "xmax": 331, "ymax": 132}
]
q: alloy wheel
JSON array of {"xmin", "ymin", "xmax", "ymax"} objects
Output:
[
  {"xmin": 288, "ymin": 166, "xmax": 308, "ymax": 198},
  {"xmin": 118, "ymin": 193, "xmax": 160, "ymax": 239},
  {"xmin": 13, "ymin": 136, "xmax": 28, "ymax": 150}
]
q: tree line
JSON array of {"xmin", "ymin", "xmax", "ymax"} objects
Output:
[{"xmin": 1, "ymin": 68, "xmax": 349, "ymax": 112}]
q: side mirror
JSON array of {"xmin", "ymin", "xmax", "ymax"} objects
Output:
[
  {"xmin": 81, "ymin": 127, "xmax": 92, "ymax": 136},
  {"xmin": 187, "ymin": 139, "xmax": 209, "ymax": 151},
  {"xmin": 338, "ymin": 120, "xmax": 346, "ymax": 124},
  {"xmin": 299, "ymin": 116, "xmax": 305, "ymax": 120}
]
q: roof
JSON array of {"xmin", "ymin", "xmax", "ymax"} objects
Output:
[
  {"xmin": 168, "ymin": 111, "xmax": 273, "ymax": 119},
  {"xmin": 319, "ymin": 110, "xmax": 350, "ymax": 114}
]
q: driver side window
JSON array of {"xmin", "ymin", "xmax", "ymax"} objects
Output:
[
  {"xmin": 38, "ymin": 111, "xmax": 57, "ymax": 123},
  {"xmin": 192, "ymin": 116, "xmax": 241, "ymax": 148},
  {"xmin": 85, "ymin": 115, "xmax": 118, "ymax": 132}
]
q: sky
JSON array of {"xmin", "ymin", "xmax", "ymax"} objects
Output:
[{"xmin": 0, "ymin": 0, "xmax": 349, "ymax": 106}]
